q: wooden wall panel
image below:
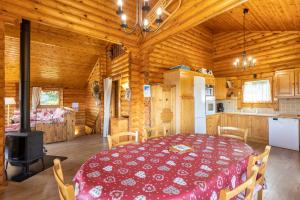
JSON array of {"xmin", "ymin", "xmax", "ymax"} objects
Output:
[
  {"xmin": 85, "ymin": 59, "xmax": 101, "ymax": 129},
  {"xmin": 148, "ymin": 26, "xmax": 214, "ymax": 83},
  {"xmin": 129, "ymin": 53, "xmax": 143, "ymax": 132},
  {"xmin": 108, "ymin": 53, "xmax": 130, "ymax": 117},
  {"xmin": 0, "ymin": 20, "xmax": 5, "ymax": 185},
  {"xmin": 85, "ymin": 52, "xmax": 107, "ymax": 134},
  {"xmin": 63, "ymin": 89, "xmax": 86, "ymax": 127},
  {"xmin": 213, "ymin": 31, "xmax": 300, "ymax": 77}
]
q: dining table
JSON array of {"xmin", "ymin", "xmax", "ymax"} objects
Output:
[{"xmin": 73, "ymin": 134, "xmax": 254, "ymax": 200}]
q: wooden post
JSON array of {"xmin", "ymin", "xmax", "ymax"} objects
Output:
[
  {"xmin": 129, "ymin": 52, "xmax": 144, "ymax": 134},
  {"xmin": 0, "ymin": 20, "xmax": 6, "ymax": 185}
]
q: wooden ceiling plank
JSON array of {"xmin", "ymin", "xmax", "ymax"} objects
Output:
[
  {"xmin": 141, "ymin": 0, "xmax": 247, "ymax": 49},
  {"xmin": 1, "ymin": 0, "xmax": 137, "ymax": 47}
]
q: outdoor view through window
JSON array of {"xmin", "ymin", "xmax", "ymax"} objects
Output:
[{"xmin": 40, "ymin": 90, "xmax": 60, "ymax": 106}]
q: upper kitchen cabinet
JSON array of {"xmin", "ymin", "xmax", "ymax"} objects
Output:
[
  {"xmin": 295, "ymin": 69, "xmax": 300, "ymax": 97},
  {"xmin": 215, "ymin": 78, "xmax": 227, "ymax": 100},
  {"xmin": 275, "ymin": 69, "xmax": 300, "ymax": 98}
]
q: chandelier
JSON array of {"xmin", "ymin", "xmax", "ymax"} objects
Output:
[
  {"xmin": 116, "ymin": 0, "xmax": 181, "ymax": 34},
  {"xmin": 233, "ymin": 8, "xmax": 256, "ymax": 70}
]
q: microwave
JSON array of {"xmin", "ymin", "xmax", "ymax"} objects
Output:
[
  {"xmin": 205, "ymin": 85, "xmax": 214, "ymax": 96},
  {"xmin": 206, "ymin": 96, "xmax": 216, "ymax": 115}
]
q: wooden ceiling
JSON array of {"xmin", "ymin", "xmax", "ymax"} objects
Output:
[
  {"xmin": 203, "ymin": 0, "xmax": 300, "ymax": 32},
  {"xmin": 5, "ymin": 22, "xmax": 108, "ymax": 88}
]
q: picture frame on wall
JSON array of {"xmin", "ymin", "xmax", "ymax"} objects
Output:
[{"xmin": 143, "ymin": 85, "xmax": 151, "ymax": 97}]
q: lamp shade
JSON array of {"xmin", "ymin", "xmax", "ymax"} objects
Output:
[{"xmin": 5, "ymin": 97, "xmax": 16, "ymax": 105}]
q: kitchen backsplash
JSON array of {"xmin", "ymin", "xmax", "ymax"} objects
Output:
[
  {"xmin": 279, "ymin": 99, "xmax": 300, "ymax": 114},
  {"xmin": 216, "ymin": 98, "xmax": 300, "ymax": 115}
]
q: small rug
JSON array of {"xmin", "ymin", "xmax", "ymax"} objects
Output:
[{"xmin": 6, "ymin": 155, "xmax": 67, "ymax": 182}]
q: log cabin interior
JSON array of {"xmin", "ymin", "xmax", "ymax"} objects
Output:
[{"xmin": 0, "ymin": 0, "xmax": 299, "ymax": 199}]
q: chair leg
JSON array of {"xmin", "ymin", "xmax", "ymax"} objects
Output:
[{"xmin": 258, "ymin": 189, "xmax": 263, "ymax": 200}]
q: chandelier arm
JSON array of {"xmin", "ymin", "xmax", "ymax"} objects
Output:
[{"xmin": 243, "ymin": 9, "xmax": 246, "ymax": 53}]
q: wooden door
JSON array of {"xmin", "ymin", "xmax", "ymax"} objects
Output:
[
  {"xmin": 274, "ymin": 70, "xmax": 295, "ymax": 97},
  {"xmin": 251, "ymin": 116, "xmax": 268, "ymax": 144},
  {"xmin": 215, "ymin": 78, "xmax": 227, "ymax": 100},
  {"xmin": 180, "ymin": 97, "xmax": 194, "ymax": 134},
  {"xmin": 294, "ymin": 69, "xmax": 300, "ymax": 97}
]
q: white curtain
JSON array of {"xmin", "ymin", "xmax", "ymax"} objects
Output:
[
  {"xmin": 32, "ymin": 87, "xmax": 42, "ymax": 110},
  {"xmin": 103, "ymin": 78, "xmax": 112, "ymax": 138},
  {"xmin": 243, "ymin": 80, "xmax": 271, "ymax": 103}
]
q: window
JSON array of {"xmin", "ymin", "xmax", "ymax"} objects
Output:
[
  {"xmin": 40, "ymin": 90, "xmax": 60, "ymax": 106},
  {"xmin": 243, "ymin": 80, "xmax": 271, "ymax": 103}
]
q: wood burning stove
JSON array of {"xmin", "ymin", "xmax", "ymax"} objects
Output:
[{"xmin": 5, "ymin": 19, "xmax": 44, "ymax": 181}]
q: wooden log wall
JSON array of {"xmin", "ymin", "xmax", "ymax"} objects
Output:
[
  {"xmin": 147, "ymin": 26, "xmax": 214, "ymax": 84},
  {"xmin": 63, "ymin": 88, "xmax": 86, "ymax": 127},
  {"xmin": 85, "ymin": 52, "xmax": 107, "ymax": 134},
  {"xmin": 108, "ymin": 53, "xmax": 130, "ymax": 117},
  {"xmin": 0, "ymin": 20, "xmax": 5, "ymax": 185},
  {"xmin": 129, "ymin": 53, "xmax": 144, "ymax": 132},
  {"xmin": 213, "ymin": 31, "xmax": 300, "ymax": 77}
]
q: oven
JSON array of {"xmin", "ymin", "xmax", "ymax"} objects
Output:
[{"xmin": 206, "ymin": 96, "xmax": 216, "ymax": 115}]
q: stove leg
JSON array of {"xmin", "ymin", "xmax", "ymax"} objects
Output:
[{"xmin": 41, "ymin": 158, "xmax": 45, "ymax": 170}]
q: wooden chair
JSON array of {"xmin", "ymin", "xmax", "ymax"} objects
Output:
[
  {"xmin": 218, "ymin": 126, "xmax": 248, "ymax": 142},
  {"xmin": 107, "ymin": 131, "xmax": 138, "ymax": 150},
  {"xmin": 247, "ymin": 145, "xmax": 272, "ymax": 200},
  {"xmin": 220, "ymin": 165, "xmax": 259, "ymax": 200},
  {"xmin": 53, "ymin": 159, "xmax": 75, "ymax": 200},
  {"xmin": 142, "ymin": 126, "xmax": 167, "ymax": 142}
]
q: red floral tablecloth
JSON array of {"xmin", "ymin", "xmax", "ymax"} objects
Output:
[{"xmin": 73, "ymin": 134, "xmax": 253, "ymax": 200}]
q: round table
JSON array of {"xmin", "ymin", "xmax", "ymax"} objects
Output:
[{"xmin": 73, "ymin": 134, "xmax": 253, "ymax": 200}]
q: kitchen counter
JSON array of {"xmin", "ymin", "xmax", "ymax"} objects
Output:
[{"xmin": 216, "ymin": 112, "xmax": 300, "ymax": 119}]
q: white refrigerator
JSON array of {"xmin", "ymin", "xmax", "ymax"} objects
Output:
[{"xmin": 194, "ymin": 76, "xmax": 206, "ymax": 134}]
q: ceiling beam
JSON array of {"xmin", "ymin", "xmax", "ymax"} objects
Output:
[{"xmin": 141, "ymin": 0, "xmax": 248, "ymax": 49}]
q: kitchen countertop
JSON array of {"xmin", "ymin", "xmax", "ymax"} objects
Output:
[{"xmin": 212, "ymin": 112, "xmax": 300, "ymax": 119}]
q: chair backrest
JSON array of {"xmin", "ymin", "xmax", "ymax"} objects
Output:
[
  {"xmin": 218, "ymin": 126, "xmax": 248, "ymax": 142},
  {"xmin": 53, "ymin": 159, "xmax": 75, "ymax": 200},
  {"xmin": 220, "ymin": 166, "xmax": 259, "ymax": 200},
  {"xmin": 247, "ymin": 145, "xmax": 271, "ymax": 183},
  {"xmin": 142, "ymin": 125, "xmax": 167, "ymax": 141},
  {"xmin": 107, "ymin": 131, "xmax": 138, "ymax": 150}
]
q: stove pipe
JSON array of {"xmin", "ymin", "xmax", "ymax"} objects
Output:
[{"xmin": 20, "ymin": 19, "xmax": 31, "ymax": 133}]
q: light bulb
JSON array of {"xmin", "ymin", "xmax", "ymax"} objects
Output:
[
  {"xmin": 248, "ymin": 56, "xmax": 252, "ymax": 61},
  {"xmin": 253, "ymin": 58, "xmax": 257, "ymax": 63},
  {"xmin": 156, "ymin": 7, "xmax": 162, "ymax": 16},
  {"xmin": 143, "ymin": 19, "xmax": 149, "ymax": 27},
  {"xmin": 117, "ymin": 0, "xmax": 123, "ymax": 7},
  {"xmin": 243, "ymin": 61, "xmax": 247, "ymax": 66},
  {"xmin": 121, "ymin": 14, "xmax": 127, "ymax": 23}
]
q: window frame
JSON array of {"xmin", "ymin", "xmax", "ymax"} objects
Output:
[
  {"xmin": 39, "ymin": 88, "xmax": 62, "ymax": 108},
  {"xmin": 241, "ymin": 77, "xmax": 273, "ymax": 107}
]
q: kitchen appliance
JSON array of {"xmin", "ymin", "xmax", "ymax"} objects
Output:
[
  {"xmin": 217, "ymin": 103, "xmax": 224, "ymax": 112},
  {"xmin": 206, "ymin": 96, "xmax": 216, "ymax": 115},
  {"xmin": 269, "ymin": 117, "xmax": 299, "ymax": 151},
  {"xmin": 205, "ymin": 85, "xmax": 214, "ymax": 96},
  {"xmin": 194, "ymin": 76, "xmax": 206, "ymax": 134}
]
